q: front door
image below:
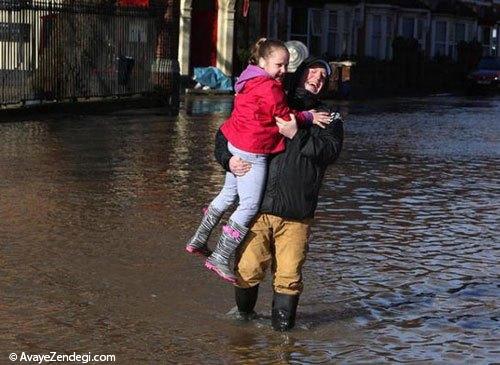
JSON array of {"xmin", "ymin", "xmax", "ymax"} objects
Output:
[{"xmin": 190, "ymin": 0, "xmax": 218, "ymax": 69}]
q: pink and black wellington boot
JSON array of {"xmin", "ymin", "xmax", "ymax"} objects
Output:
[
  {"xmin": 205, "ymin": 219, "xmax": 248, "ymax": 284},
  {"xmin": 185, "ymin": 205, "xmax": 224, "ymax": 257}
]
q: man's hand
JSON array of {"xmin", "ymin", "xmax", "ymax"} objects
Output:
[
  {"xmin": 229, "ymin": 156, "xmax": 251, "ymax": 176},
  {"xmin": 309, "ymin": 109, "xmax": 331, "ymax": 129},
  {"xmin": 277, "ymin": 114, "xmax": 298, "ymax": 139}
]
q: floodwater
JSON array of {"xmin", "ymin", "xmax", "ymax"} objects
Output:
[{"xmin": 1, "ymin": 95, "xmax": 499, "ymax": 363}]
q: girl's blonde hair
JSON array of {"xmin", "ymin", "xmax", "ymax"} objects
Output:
[{"xmin": 249, "ymin": 38, "xmax": 289, "ymax": 65}]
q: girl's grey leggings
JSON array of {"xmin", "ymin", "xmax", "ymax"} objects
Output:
[{"xmin": 210, "ymin": 142, "xmax": 268, "ymax": 227}]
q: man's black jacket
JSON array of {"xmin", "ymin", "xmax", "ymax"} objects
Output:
[{"xmin": 214, "ymin": 58, "xmax": 344, "ymax": 220}]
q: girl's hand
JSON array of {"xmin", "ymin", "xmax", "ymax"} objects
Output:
[
  {"xmin": 276, "ymin": 114, "xmax": 298, "ymax": 139},
  {"xmin": 229, "ymin": 156, "xmax": 251, "ymax": 176},
  {"xmin": 309, "ymin": 109, "xmax": 331, "ymax": 129}
]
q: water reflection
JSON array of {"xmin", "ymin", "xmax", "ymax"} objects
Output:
[{"xmin": 0, "ymin": 95, "xmax": 498, "ymax": 363}]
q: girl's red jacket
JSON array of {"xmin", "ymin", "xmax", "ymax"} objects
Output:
[{"xmin": 220, "ymin": 76, "xmax": 311, "ymax": 154}]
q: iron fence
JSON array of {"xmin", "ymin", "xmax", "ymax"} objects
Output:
[{"xmin": 0, "ymin": 0, "xmax": 165, "ymax": 105}]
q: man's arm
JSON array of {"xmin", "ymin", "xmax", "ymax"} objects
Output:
[
  {"xmin": 214, "ymin": 129, "xmax": 252, "ymax": 175},
  {"xmin": 214, "ymin": 128, "xmax": 232, "ymax": 172},
  {"xmin": 296, "ymin": 113, "xmax": 344, "ymax": 165}
]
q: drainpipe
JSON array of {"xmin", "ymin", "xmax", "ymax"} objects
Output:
[{"xmin": 152, "ymin": 0, "xmax": 180, "ymax": 116}]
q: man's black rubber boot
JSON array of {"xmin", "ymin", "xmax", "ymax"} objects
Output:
[
  {"xmin": 235, "ymin": 285, "xmax": 259, "ymax": 320},
  {"xmin": 271, "ymin": 292, "xmax": 299, "ymax": 331}
]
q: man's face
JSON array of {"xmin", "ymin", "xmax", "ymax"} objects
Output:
[{"xmin": 300, "ymin": 65, "xmax": 327, "ymax": 94}]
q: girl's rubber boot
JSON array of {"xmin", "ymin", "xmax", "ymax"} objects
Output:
[
  {"xmin": 186, "ymin": 205, "xmax": 224, "ymax": 257},
  {"xmin": 205, "ymin": 219, "xmax": 249, "ymax": 284},
  {"xmin": 271, "ymin": 292, "xmax": 300, "ymax": 331},
  {"xmin": 235, "ymin": 285, "xmax": 259, "ymax": 321}
]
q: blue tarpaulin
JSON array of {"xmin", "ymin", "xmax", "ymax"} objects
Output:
[{"xmin": 193, "ymin": 67, "xmax": 233, "ymax": 91}]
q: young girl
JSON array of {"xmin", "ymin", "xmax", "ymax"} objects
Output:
[{"xmin": 186, "ymin": 39, "xmax": 330, "ymax": 284}]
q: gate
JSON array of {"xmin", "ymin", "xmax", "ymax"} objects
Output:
[{"xmin": 0, "ymin": 0, "xmax": 165, "ymax": 106}]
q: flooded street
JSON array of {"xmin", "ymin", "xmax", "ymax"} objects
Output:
[{"xmin": 1, "ymin": 95, "xmax": 499, "ymax": 363}]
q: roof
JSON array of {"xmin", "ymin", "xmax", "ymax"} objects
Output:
[
  {"xmin": 434, "ymin": 0, "xmax": 477, "ymax": 18},
  {"xmin": 288, "ymin": 0, "xmax": 429, "ymax": 9},
  {"xmin": 287, "ymin": 0, "xmax": 361, "ymax": 6},
  {"xmin": 365, "ymin": 0, "xmax": 430, "ymax": 9}
]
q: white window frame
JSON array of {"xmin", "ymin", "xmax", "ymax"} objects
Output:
[
  {"xmin": 366, "ymin": 6, "xmax": 405, "ymax": 61},
  {"xmin": 371, "ymin": 14, "xmax": 382, "ymax": 59},
  {"xmin": 353, "ymin": 7, "xmax": 362, "ymax": 55},
  {"xmin": 309, "ymin": 8, "xmax": 324, "ymax": 57},
  {"xmin": 287, "ymin": 5, "xmax": 358, "ymax": 58},
  {"xmin": 401, "ymin": 16, "xmax": 415, "ymax": 39},
  {"xmin": 326, "ymin": 7, "xmax": 355, "ymax": 57},
  {"xmin": 327, "ymin": 10, "xmax": 338, "ymax": 57},
  {"xmin": 399, "ymin": 14, "xmax": 426, "ymax": 50},
  {"xmin": 433, "ymin": 19, "xmax": 448, "ymax": 58},
  {"xmin": 417, "ymin": 18, "xmax": 425, "ymax": 49},
  {"xmin": 287, "ymin": 7, "xmax": 324, "ymax": 53},
  {"xmin": 341, "ymin": 10, "xmax": 353, "ymax": 56},
  {"xmin": 451, "ymin": 22, "xmax": 467, "ymax": 60},
  {"xmin": 385, "ymin": 15, "xmax": 394, "ymax": 60}
]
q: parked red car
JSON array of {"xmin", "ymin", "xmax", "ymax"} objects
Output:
[{"xmin": 466, "ymin": 57, "xmax": 500, "ymax": 91}]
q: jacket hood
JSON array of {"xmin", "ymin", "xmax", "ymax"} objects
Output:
[
  {"xmin": 235, "ymin": 65, "xmax": 270, "ymax": 93},
  {"xmin": 287, "ymin": 56, "xmax": 331, "ymax": 111}
]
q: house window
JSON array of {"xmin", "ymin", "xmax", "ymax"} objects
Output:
[
  {"xmin": 451, "ymin": 23, "xmax": 466, "ymax": 60},
  {"xmin": 455, "ymin": 23, "xmax": 466, "ymax": 43},
  {"xmin": 328, "ymin": 11, "xmax": 338, "ymax": 57},
  {"xmin": 309, "ymin": 9, "xmax": 323, "ymax": 56},
  {"xmin": 290, "ymin": 7, "xmax": 308, "ymax": 45},
  {"xmin": 481, "ymin": 26, "xmax": 492, "ymax": 56},
  {"xmin": 417, "ymin": 19, "xmax": 424, "ymax": 39},
  {"xmin": 354, "ymin": 8, "xmax": 361, "ymax": 27},
  {"xmin": 448, "ymin": 21, "xmax": 454, "ymax": 56},
  {"xmin": 353, "ymin": 8, "xmax": 361, "ymax": 55},
  {"xmin": 342, "ymin": 10, "xmax": 352, "ymax": 55},
  {"xmin": 289, "ymin": 7, "xmax": 324, "ymax": 56},
  {"xmin": 417, "ymin": 18, "xmax": 425, "ymax": 49},
  {"xmin": 371, "ymin": 15, "xmax": 382, "ymax": 59},
  {"xmin": 402, "ymin": 17, "xmax": 415, "ymax": 39},
  {"xmin": 434, "ymin": 20, "xmax": 447, "ymax": 57}
]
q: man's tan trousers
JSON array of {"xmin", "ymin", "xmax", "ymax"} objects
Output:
[{"xmin": 235, "ymin": 213, "xmax": 311, "ymax": 295}]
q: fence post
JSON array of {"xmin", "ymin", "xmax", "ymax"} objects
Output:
[{"xmin": 152, "ymin": 0, "xmax": 180, "ymax": 115}]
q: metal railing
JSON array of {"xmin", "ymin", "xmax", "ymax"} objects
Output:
[{"xmin": 0, "ymin": 0, "xmax": 164, "ymax": 106}]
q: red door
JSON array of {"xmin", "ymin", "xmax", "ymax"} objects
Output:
[{"xmin": 190, "ymin": 0, "xmax": 218, "ymax": 69}]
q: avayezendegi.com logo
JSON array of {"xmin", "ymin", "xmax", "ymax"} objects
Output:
[{"xmin": 8, "ymin": 351, "xmax": 116, "ymax": 363}]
